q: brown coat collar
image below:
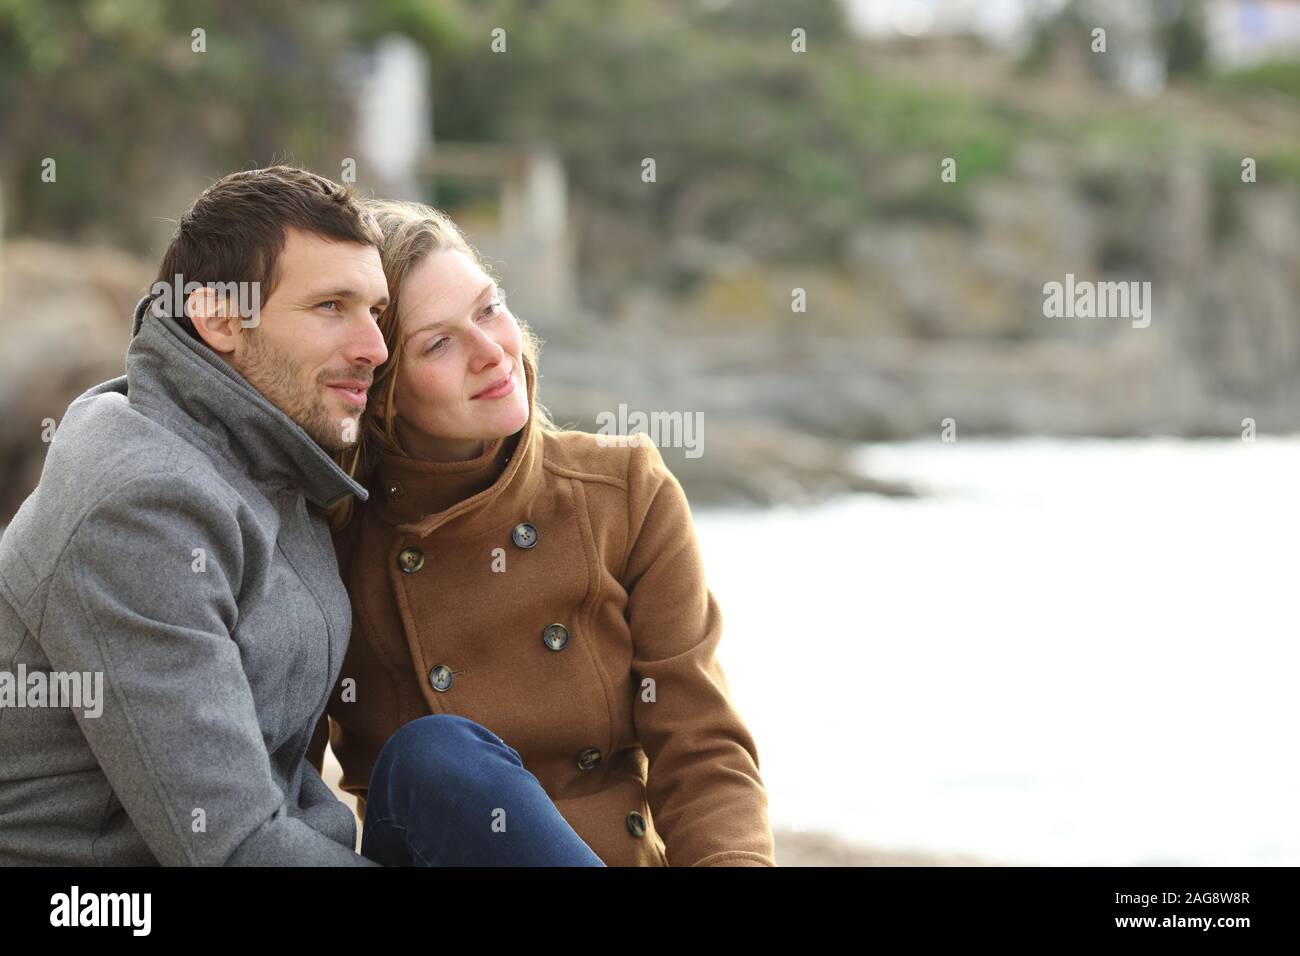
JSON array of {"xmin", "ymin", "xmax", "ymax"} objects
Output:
[{"xmin": 368, "ymin": 351, "xmax": 544, "ymax": 540}]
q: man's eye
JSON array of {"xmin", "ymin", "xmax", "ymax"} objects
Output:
[{"xmin": 318, "ymin": 301, "xmax": 340, "ymax": 312}]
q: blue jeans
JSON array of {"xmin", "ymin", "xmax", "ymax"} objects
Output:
[{"xmin": 360, "ymin": 714, "xmax": 606, "ymax": 866}]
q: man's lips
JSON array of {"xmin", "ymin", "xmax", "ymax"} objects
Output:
[
  {"xmin": 326, "ymin": 380, "xmax": 370, "ymax": 405},
  {"xmin": 471, "ymin": 367, "xmax": 515, "ymax": 400}
]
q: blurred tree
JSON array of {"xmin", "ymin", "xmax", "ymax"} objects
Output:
[
  {"xmin": 0, "ymin": 0, "xmax": 459, "ymax": 247},
  {"xmin": 1157, "ymin": 0, "xmax": 1208, "ymax": 78},
  {"xmin": 411, "ymin": 0, "xmax": 1019, "ymax": 302}
]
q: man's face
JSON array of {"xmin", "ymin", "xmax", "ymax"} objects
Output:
[{"xmin": 226, "ymin": 228, "xmax": 389, "ymax": 454}]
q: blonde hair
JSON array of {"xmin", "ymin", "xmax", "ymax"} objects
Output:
[{"xmin": 328, "ymin": 199, "xmax": 556, "ymax": 533}]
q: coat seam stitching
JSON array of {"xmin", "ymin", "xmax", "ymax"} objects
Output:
[
  {"xmin": 542, "ymin": 458, "xmax": 628, "ymax": 491},
  {"xmin": 570, "ymin": 479, "xmax": 619, "ymax": 766}
]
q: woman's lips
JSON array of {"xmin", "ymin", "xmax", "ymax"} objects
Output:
[{"xmin": 472, "ymin": 370, "xmax": 515, "ymax": 400}]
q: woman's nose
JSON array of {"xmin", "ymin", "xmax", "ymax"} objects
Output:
[{"xmin": 468, "ymin": 326, "xmax": 506, "ymax": 369}]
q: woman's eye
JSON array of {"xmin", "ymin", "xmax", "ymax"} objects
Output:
[
  {"xmin": 426, "ymin": 337, "xmax": 449, "ymax": 354},
  {"xmin": 482, "ymin": 299, "xmax": 502, "ymax": 318}
]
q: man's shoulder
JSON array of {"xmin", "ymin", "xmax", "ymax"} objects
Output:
[
  {"xmin": 1, "ymin": 382, "xmax": 243, "ymax": 588},
  {"xmin": 50, "ymin": 382, "xmax": 231, "ymax": 502}
]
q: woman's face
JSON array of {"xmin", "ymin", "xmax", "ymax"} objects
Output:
[{"xmin": 386, "ymin": 248, "xmax": 530, "ymax": 461}]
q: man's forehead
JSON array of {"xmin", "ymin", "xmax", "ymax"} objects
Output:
[{"xmin": 278, "ymin": 230, "xmax": 385, "ymax": 287}]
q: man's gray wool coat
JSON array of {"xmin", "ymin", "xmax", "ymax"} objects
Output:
[{"xmin": 0, "ymin": 294, "xmax": 380, "ymax": 865}]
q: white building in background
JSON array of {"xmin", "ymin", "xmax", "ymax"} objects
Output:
[
  {"xmin": 840, "ymin": 0, "xmax": 1066, "ymax": 51},
  {"xmin": 352, "ymin": 33, "xmax": 431, "ymax": 201},
  {"xmin": 1206, "ymin": 0, "xmax": 1300, "ymax": 67},
  {"xmin": 840, "ymin": 0, "xmax": 1300, "ymax": 91},
  {"xmin": 346, "ymin": 33, "xmax": 576, "ymax": 328}
]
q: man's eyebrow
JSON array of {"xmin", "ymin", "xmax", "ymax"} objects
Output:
[
  {"xmin": 302, "ymin": 287, "xmax": 390, "ymax": 306},
  {"xmin": 402, "ymin": 282, "xmax": 498, "ymax": 343}
]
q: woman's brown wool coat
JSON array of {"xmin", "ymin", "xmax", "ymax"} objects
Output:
[{"xmin": 309, "ymin": 353, "xmax": 776, "ymax": 866}]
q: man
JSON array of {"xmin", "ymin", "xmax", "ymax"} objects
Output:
[{"xmin": 0, "ymin": 166, "xmax": 389, "ymax": 865}]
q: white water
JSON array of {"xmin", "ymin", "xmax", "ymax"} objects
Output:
[{"xmin": 695, "ymin": 437, "xmax": 1300, "ymax": 865}]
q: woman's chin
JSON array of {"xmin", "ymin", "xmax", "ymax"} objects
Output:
[
  {"xmin": 500, "ymin": 397, "xmax": 531, "ymax": 433},
  {"xmin": 472, "ymin": 409, "xmax": 528, "ymax": 442}
]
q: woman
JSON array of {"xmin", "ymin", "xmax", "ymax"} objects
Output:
[{"xmin": 310, "ymin": 199, "xmax": 775, "ymax": 867}]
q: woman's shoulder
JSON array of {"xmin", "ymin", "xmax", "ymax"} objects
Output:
[
  {"xmin": 540, "ymin": 429, "xmax": 689, "ymax": 536},
  {"xmin": 540, "ymin": 427, "xmax": 671, "ymax": 487}
]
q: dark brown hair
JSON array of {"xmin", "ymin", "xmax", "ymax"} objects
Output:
[{"xmin": 152, "ymin": 165, "xmax": 383, "ymax": 338}]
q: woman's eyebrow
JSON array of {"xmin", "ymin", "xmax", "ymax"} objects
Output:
[{"xmin": 402, "ymin": 282, "xmax": 498, "ymax": 343}]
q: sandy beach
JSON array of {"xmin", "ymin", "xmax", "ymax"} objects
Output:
[{"xmin": 320, "ymin": 747, "xmax": 1000, "ymax": 867}]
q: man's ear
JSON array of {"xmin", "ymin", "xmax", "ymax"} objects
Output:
[{"xmin": 187, "ymin": 287, "xmax": 239, "ymax": 356}]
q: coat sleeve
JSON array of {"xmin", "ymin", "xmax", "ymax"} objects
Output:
[
  {"xmin": 299, "ymin": 701, "xmax": 359, "ymax": 845},
  {"xmin": 295, "ymin": 746, "xmax": 357, "ymax": 848},
  {"xmin": 622, "ymin": 437, "xmax": 777, "ymax": 867},
  {"xmin": 306, "ymin": 711, "xmax": 330, "ymax": 776},
  {"xmin": 38, "ymin": 469, "xmax": 377, "ymax": 866}
]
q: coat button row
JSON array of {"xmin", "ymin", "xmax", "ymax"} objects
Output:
[
  {"xmin": 429, "ymin": 664, "xmax": 454, "ymax": 692},
  {"xmin": 424, "ymin": 623, "xmax": 570, "ymax": 697},
  {"xmin": 626, "ymin": 811, "xmax": 647, "ymax": 838},
  {"xmin": 511, "ymin": 522, "xmax": 538, "ymax": 549},
  {"xmin": 542, "ymin": 623, "xmax": 569, "ymax": 651},
  {"xmin": 397, "ymin": 547, "xmax": 424, "ymax": 574},
  {"xmin": 397, "ymin": 522, "xmax": 539, "ymax": 574}
]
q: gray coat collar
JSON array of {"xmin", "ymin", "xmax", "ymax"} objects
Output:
[{"xmin": 125, "ymin": 294, "xmax": 368, "ymax": 509}]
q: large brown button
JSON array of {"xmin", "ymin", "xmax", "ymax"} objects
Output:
[
  {"xmin": 511, "ymin": 522, "xmax": 538, "ymax": 549},
  {"xmin": 429, "ymin": 664, "xmax": 453, "ymax": 692},
  {"xmin": 542, "ymin": 623, "xmax": 569, "ymax": 651},
  {"xmin": 576, "ymin": 747, "xmax": 602, "ymax": 771},
  {"xmin": 398, "ymin": 546, "xmax": 424, "ymax": 573},
  {"xmin": 626, "ymin": 811, "xmax": 648, "ymax": 837}
]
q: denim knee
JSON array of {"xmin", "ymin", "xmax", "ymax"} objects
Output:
[{"xmin": 372, "ymin": 714, "xmax": 520, "ymax": 793}]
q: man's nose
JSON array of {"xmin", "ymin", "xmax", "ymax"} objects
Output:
[{"xmin": 347, "ymin": 310, "xmax": 389, "ymax": 368}]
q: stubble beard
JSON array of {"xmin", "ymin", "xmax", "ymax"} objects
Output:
[{"xmin": 237, "ymin": 330, "xmax": 358, "ymax": 455}]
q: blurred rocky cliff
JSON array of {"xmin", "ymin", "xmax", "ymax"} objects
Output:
[
  {"xmin": 0, "ymin": 237, "xmax": 904, "ymax": 524},
  {"xmin": 4, "ymin": 123, "xmax": 1300, "ymax": 524},
  {"xmin": 0, "ymin": 241, "xmax": 154, "ymax": 521},
  {"xmin": 5, "ymin": 1, "xmax": 1299, "ymax": 523}
]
